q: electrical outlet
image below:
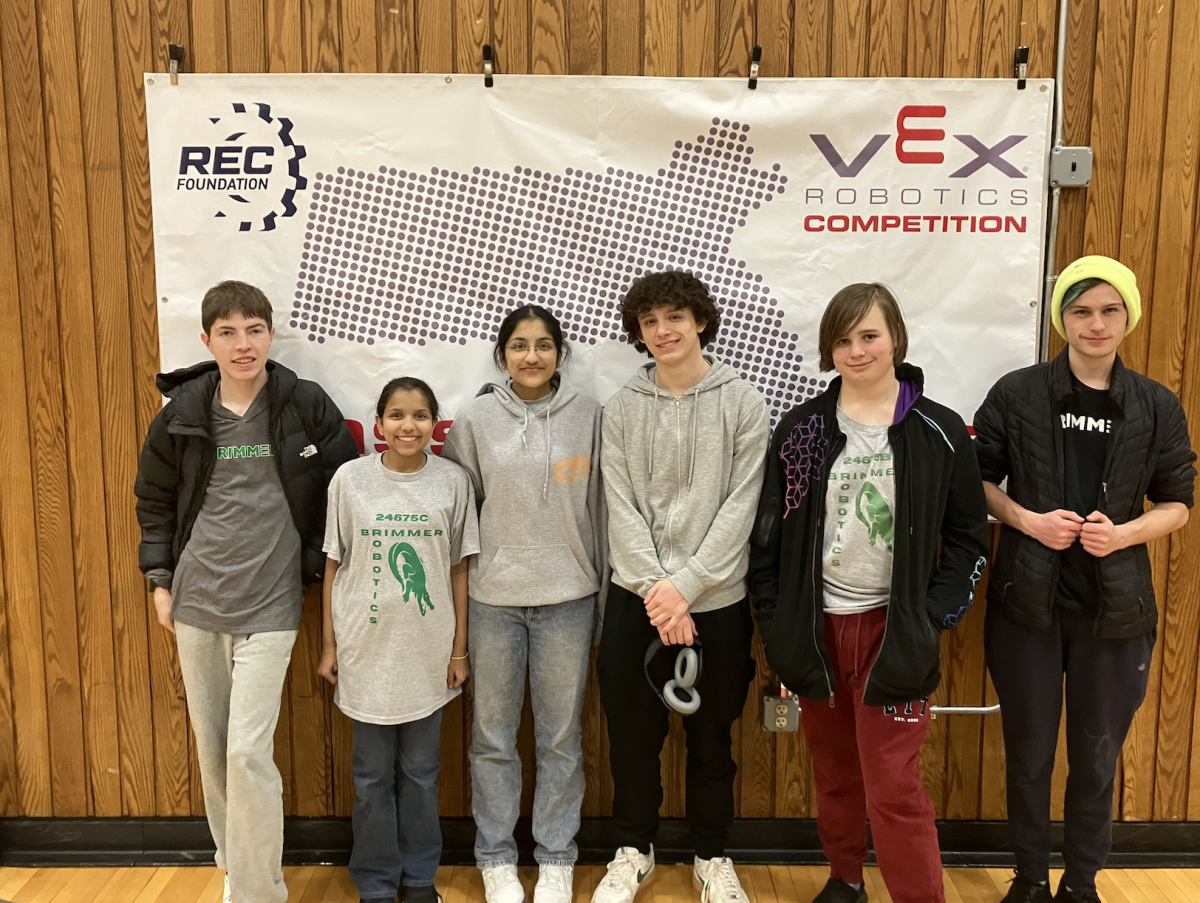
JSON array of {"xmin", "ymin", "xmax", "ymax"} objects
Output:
[{"xmin": 762, "ymin": 694, "xmax": 800, "ymax": 732}]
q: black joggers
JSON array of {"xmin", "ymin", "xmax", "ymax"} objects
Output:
[
  {"xmin": 985, "ymin": 603, "xmax": 1153, "ymax": 893},
  {"xmin": 598, "ymin": 584, "xmax": 755, "ymax": 859}
]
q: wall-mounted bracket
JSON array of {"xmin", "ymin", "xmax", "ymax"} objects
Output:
[
  {"xmin": 748, "ymin": 46, "xmax": 762, "ymax": 90},
  {"xmin": 1014, "ymin": 45, "xmax": 1029, "ymax": 89},
  {"xmin": 169, "ymin": 43, "xmax": 185, "ymax": 85},
  {"xmin": 483, "ymin": 44, "xmax": 496, "ymax": 88}
]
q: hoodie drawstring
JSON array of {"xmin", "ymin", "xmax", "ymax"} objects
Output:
[
  {"xmin": 542, "ymin": 403, "xmax": 551, "ymax": 500},
  {"xmin": 647, "ymin": 387, "xmax": 659, "ymax": 477},
  {"xmin": 688, "ymin": 386, "xmax": 700, "ymax": 488},
  {"xmin": 521, "ymin": 407, "xmax": 530, "ymax": 450}
]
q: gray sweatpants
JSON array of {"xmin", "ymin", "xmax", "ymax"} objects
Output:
[{"xmin": 175, "ymin": 622, "xmax": 297, "ymax": 903}]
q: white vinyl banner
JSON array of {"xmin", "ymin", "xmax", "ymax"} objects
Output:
[{"xmin": 146, "ymin": 74, "xmax": 1053, "ymax": 451}]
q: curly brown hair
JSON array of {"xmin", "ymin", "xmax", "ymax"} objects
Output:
[{"xmin": 619, "ymin": 271, "xmax": 721, "ymax": 356}]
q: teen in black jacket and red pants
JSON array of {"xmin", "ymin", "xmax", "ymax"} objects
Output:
[
  {"xmin": 749, "ymin": 284, "xmax": 988, "ymax": 903},
  {"xmin": 974, "ymin": 256, "xmax": 1195, "ymax": 903}
]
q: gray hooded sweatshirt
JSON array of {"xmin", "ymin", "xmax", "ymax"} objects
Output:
[
  {"xmin": 442, "ymin": 379, "xmax": 607, "ymax": 609},
  {"xmin": 602, "ymin": 356, "xmax": 769, "ymax": 614}
]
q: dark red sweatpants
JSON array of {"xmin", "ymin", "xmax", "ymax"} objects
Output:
[{"xmin": 799, "ymin": 609, "xmax": 944, "ymax": 903}]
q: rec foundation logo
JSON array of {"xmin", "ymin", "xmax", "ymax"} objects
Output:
[{"xmin": 174, "ymin": 101, "xmax": 307, "ymax": 231}]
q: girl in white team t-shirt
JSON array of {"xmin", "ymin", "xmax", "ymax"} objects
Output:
[{"xmin": 319, "ymin": 376, "xmax": 480, "ymax": 903}]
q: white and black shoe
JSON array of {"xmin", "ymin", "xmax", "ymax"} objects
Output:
[
  {"xmin": 591, "ymin": 846, "xmax": 655, "ymax": 903},
  {"xmin": 692, "ymin": 857, "xmax": 750, "ymax": 903}
]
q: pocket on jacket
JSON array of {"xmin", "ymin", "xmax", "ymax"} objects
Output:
[{"xmin": 480, "ymin": 544, "xmax": 594, "ymax": 599}]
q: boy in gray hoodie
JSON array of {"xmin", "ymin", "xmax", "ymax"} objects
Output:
[{"xmin": 593, "ymin": 272, "xmax": 769, "ymax": 903}]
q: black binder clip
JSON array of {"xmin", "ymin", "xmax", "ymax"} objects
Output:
[
  {"xmin": 748, "ymin": 45, "xmax": 762, "ymax": 90},
  {"xmin": 1014, "ymin": 45, "xmax": 1029, "ymax": 90},
  {"xmin": 169, "ymin": 43, "xmax": 184, "ymax": 85},
  {"xmin": 483, "ymin": 44, "xmax": 495, "ymax": 88}
]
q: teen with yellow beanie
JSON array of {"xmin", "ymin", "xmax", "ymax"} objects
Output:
[{"xmin": 972, "ymin": 256, "xmax": 1195, "ymax": 903}]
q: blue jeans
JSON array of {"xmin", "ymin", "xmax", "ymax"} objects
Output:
[
  {"xmin": 468, "ymin": 596, "xmax": 595, "ymax": 867},
  {"xmin": 349, "ymin": 711, "xmax": 444, "ymax": 898}
]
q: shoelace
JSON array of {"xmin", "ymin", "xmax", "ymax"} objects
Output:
[
  {"xmin": 600, "ymin": 851, "xmax": 641, "ymax": 889},
  {"xmin": 701, "ymin": 859, "xmax": 745, "ymax": 901},
  {"xmin": 539, "ymin": 867, "xmax": 572, "ymax": 894},
  {"xmin": 484, "ymin": 865, "xmax": 519, "ymax": 893}
]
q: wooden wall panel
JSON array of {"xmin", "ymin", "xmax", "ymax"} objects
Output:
[
  {"xmin": 40, "ymin": 0, "xmax": 124, "ymax": 817},
  {"xmin": 680, "ymin": 0, "xmax": 715, "ymax": 77},
  {"xmin": 2, "ymin": 0, "xmax": 1200, "ymax": 830},
  {"xmin": 0, "ymin": 6, "xmax": 52, "ymax": 818},
  {"xmin": 1, "ymin": 0, "xmax": 90, "ymax": 818},
  {"xmin": 1159, "ymin": 0, "xmax": 1200, "ymax": 824}
]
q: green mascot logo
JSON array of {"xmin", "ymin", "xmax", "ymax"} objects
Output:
[
  {"xmin": 388, "ymin": 542, "xmax": 434, "ymax": 616},
  {"xmin": 855, "ymin": 481, "xmax": 895, "ymax": 552}
]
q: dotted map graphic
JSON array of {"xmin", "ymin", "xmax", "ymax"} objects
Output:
[{"xmin": 292, "ymin": 117, "xmax": 827, "ymax": 418}]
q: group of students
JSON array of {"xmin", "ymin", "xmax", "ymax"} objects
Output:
[{"xmin": 135, "ymin": 254, "xmax": 1195, "ymax": 903}]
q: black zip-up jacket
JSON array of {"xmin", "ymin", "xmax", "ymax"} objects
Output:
[
  {"xmin": 972, "ymin": 350, "xmax": 1196, "ymax": 639},
  {"xmin": 134, "ymin": 360, "xmax": 360, "ymax": 585},
  {"xmin": 748, "ymin": 364, "xmax": 989, "ymax": 707}
]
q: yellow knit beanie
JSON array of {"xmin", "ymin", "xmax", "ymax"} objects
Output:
[{"xmin": 1050, "ymin": 255, "xmax": 1141, "ymax": 339}]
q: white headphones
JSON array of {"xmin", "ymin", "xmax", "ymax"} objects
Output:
[{"xmin": 643, "ymin": 637, "xmax": 703, "ymax": 715}]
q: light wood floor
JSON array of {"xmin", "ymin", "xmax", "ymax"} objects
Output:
[{"xmin": 2, "ymin": 864, "xmax": 1198, "ymax": 903}]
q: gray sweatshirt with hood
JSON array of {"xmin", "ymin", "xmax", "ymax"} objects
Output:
[
  {"xmin": 442, "ymin": 379, "xmax": 607, "ymax": 609},
  {"xmin": 602, "ymin": 356, "xmax": 769, "ymax": 614}
]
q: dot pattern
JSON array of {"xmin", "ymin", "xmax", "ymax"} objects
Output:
[{"xmin": 291, "ymin": 117, "xmax": 826, "ymax": 419}]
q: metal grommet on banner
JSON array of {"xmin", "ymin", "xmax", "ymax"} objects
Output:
[
  {"xmin": 169, "ymin": 43, "xmax": 184, "ymax": 85},
  {"xmin": 483, "ymin": 44, "xmax": 496, "ymax": 88},
  {"xmin": 748, "ymin": 45, "xmax": 762, "ymax": 90},
  {"xmin": 1014, "ymin": 45, "xmax": 1029, "ymax": 89}
]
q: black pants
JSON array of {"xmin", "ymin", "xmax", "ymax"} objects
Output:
[
  {"xmin": 985, "ymin": 604, "xmax": 1153, "ymax": 892},
  {"xmin": 598, "ymin": 584, "xmax": 755, "ymax": 859}
]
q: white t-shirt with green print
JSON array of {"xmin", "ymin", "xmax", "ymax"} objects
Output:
[
  {"xmin": 324, "ymin": 452, "xmax": 480, "ymax": 724},
  {"xmin": 822, "ymin": 408, "xmax": 896, "ymax": 615}
]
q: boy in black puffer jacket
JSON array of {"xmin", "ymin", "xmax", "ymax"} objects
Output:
[
  {"xmin": 135, "ymin": 281, "xmax": 358, "ymax": 903},
  {"xmin": 974, "ymin": 255, "xmax": 1195, "ymax": 903}
]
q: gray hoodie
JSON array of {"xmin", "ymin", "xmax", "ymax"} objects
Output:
[
  {"xmin": 602, "ymin": 356, "xmax": 769, "ymax": 614},
  {"xmin": 442, "ymin": 379, "xmax": 607, "ymax": 609}
]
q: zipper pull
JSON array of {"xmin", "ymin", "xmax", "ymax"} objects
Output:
[{"xmin": 1102, "ymin": 482, "xmax": 1108, "ymax": 501}]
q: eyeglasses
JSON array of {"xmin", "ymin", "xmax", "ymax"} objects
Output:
[{"xmin": 506, "ymin": 341, "xmax": 557, "ymax": 356}]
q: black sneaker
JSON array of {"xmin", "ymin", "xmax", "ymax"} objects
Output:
[
  {"xmin": 401, "ymin": 888, "xmax": 443, "ymax": 903},
  {"xmin": 812, "ymin": 877, "xmax": 867, "ymax": 903},
  {"xmin": 1053, "ymin": 885, "xmax": 1101, "ymax": 903},
  {"xmin": 1001, "ymin": 875, "xmax": 1053, "ymax": 903}
]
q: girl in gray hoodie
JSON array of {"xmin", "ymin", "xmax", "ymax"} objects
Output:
[{"xmin": 442, "ymin": 305, "xmax": 606, "ymax": 903}]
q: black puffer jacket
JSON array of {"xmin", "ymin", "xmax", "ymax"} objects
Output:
[
  {"xmin": 134, "ymin": 360, "xmax": 360, "ymax": 584},
  {"xmin": 973, "ymin": 350, "xmax": 1196, "ymax": 638},
  {"xmin": 748, "ymin": 364, "xmax": 989, "ymax": 707}
]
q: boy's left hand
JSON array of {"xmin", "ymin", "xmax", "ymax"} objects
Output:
[
  {"xmin": 447, "ymin": 656, "xmax": 470, "ymax": 689},
  {"xmin": 645, "ymin": 579, "xmax": 689, "ymax": 625},
  {"xmin": 646, "ymin": 579, "xmax": 696, "ymax": 645},
  {"xmin": 1081, "ymin": 511, "xmax": 1126, "ymax": 557}
]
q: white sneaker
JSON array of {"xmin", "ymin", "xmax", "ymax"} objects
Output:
[
  {"xmin": 692, "ymin": 857, "xmax": 750, "ymax": 903},
  {"xmin": 591, "ymin": 846, "xmax": 655, "ymax": 903},
  {"xmin": 482, "ymin": 864, "xmax": 527, "ymax": 903},
  {"xmin": 534, "ymin": 864, "xmax": 574, "ymax": 903},
  {"xmin": 222, "ymin": 874, "xmax": 233, "ymax": 903}
]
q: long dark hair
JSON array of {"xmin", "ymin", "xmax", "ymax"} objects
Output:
[
  {"xmin": 493, "ymin": 304, "xmax": 571, "ymax": 369},
  {"xmin": 376, "ymin": 376, "xmax": 440, "ymax": 420}
]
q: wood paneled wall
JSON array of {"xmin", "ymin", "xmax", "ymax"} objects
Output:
[{"xmin": 1, "ymin": 0, "xmax": 1199, "ymax": 825}]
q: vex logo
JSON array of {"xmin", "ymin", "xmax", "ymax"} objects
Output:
[
  {"xmin": 811, "ymin": 105, "xmax": 1027, "ymax": 178},
  {"xmin": 175, "ymin": 101, "xmax": 307, "ymax": 231}
]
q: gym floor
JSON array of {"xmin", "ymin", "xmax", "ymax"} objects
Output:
[{"xmin": 1, "ymin": 864, "xmax": 1197, "ymax": 903}]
